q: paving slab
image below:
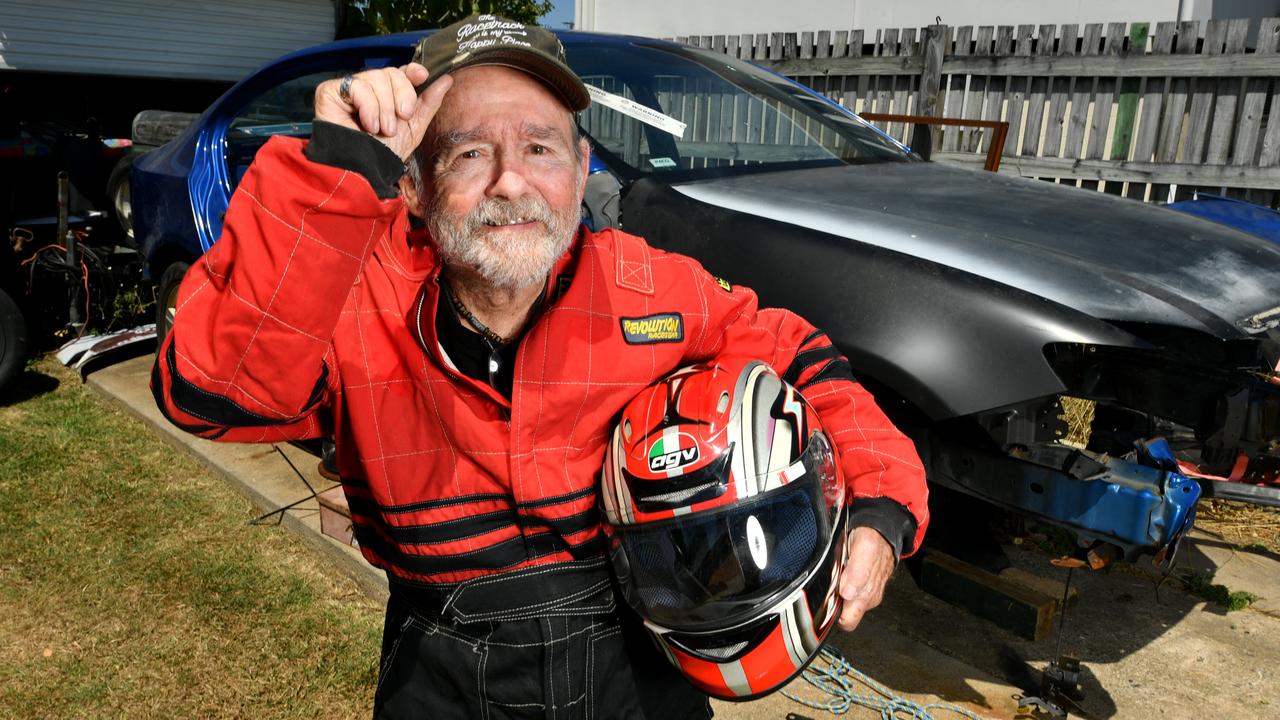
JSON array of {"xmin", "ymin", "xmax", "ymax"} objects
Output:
[{"xmin": 87, "ymin": 355, "xmax": 1279, "ymax": 719}]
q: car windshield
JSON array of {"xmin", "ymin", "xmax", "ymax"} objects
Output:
[{"xmin": 563, "ymin": 40, "xmax": 911, "ymax": 178}]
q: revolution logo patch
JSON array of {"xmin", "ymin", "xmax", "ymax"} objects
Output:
[
  {"xmin": 648, "ymin": 433, "xmax": 700, "ymax": 472},
  {"xmin": 620, "ymin": 313, "xmax": 684, "ymax": 344}
]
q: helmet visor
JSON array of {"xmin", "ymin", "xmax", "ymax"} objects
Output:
[{"xmin": 611, "ymin": 433, "xmax": 841, "ymax": 629}]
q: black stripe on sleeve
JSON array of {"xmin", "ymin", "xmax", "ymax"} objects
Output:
[
  {"xmin": 163, "ymin": 338, "xmax": 328, "ymax": 428},
  {"xmin": 151, "ymin": 354, "xmax": 230, "ymax": 439},
  {"xmin": 305, "ymin": 120, "xmax": 405, "ymax": 199},
  {"xmin": 798, "ymin": 357, "xmax": 856, "ymax": 389},
  {"xmin": 782, "ymin": 344, "xmax": 844, "ymax": 386}
]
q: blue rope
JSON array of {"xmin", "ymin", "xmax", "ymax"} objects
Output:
[{"xmin": 782, "ymin": 646, "xmax": 987, "ymax": 720}]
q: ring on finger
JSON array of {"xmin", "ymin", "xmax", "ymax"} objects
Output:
[{"xmin": 338, "ymin": 74, "xmax": 355, "ymax": 104}]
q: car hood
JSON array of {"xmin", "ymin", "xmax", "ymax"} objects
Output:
[{"xmin": 670, "ymin": 162, "xmax": 1280, "ymax": 339}]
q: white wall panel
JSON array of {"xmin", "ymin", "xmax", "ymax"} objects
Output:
[
  {"xmin": 577, "ymin": 0, "xmax": 1280, "ymax": 40},
  {"xmin": 0, "ymin": 0, "xmax": 334, "ymax": 81}
]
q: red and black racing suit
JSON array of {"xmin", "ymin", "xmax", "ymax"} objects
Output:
[{"xmin": 152, "ymin": 123, "xmax": 929, "ymax": 719}]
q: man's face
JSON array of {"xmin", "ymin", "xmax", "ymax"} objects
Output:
[{"xmin": 409, "ymin": 65, "xmax": 589, "ymax": 291}]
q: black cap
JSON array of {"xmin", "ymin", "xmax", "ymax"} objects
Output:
[{"xmin": 413, "ymin": 14, "xmax": 590, "ymax": 112}]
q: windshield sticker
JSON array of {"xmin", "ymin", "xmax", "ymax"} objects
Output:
[
  {"xmin": 586, "ymin": 85, "xmax": 687, "ymax": 139},
  {"xmin": 649, "ymin": 157, "xmax": 677, "ymax": 168}
]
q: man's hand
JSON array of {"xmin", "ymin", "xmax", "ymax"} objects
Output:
[
  {"xmin": 836, "ymin": 526, "xmax": 896, "ymax": 632},
  {"xmin": 314, "ymin": 64, "xmax": 454, "ymax": 161}
]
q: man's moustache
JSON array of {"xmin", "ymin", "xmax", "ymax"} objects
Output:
[{"xmin": 467, "ymin": 198, "xmax": 553, "ymax": 232}]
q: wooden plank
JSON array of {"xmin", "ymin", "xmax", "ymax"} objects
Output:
[
  {"xmin": 933, "ymin": 150, "xmax": 1280, "ymax": 188},
  {"xmin": 963, "ymin": 26, "xmax": 994, "ymax": 152},
  {"xmin": 1184, "ymin": 19, "xmax": 1229, "ymax": 163},
  {"xmin": 1157, "ymin": 21, "xmax": 1199, "ymax": 163},
  {"xmin": 725, "ymin": 35, "xmax": 740, "ymax": 59},
  {"xmin": 944, "ymin": 25, "xmax": 973, "ymax": 151},
  {"xmin": 1004, "ymin": 24, "xmax": 1035, "ymax": 156},
  {"xmin": 895, "ymin": 28, "xmax": 917, "ymax": 138},
  {"xmin": 1073, "ymin": 24, "xmax": 1104, "ymax": 188},
  {"xmin": 816, "ymin": 30, "xmax": 832, "ymax": 59},
  {"xmin": 712, "ymin": 35, "xmax": 726, "ymax": 54},
  {"xmin": 1064, "ymin": 23, "xmax": 1100, "ymax": 160},
  {"xmin": 1205, "ymin": 19, "xmax": 1250, "ymax": 164},
  {"xmin": 1020, "ymin": 24, "xmax": 1055, "ymax": 156},
  {"xmin": 849, "ymin": 30, "xmax": 868, "ymax": 115},
  {"xmin": 980, "ymin": 26, "xmax": 1013, "ymax": 154},
  {"xmin": 1259, "ymin": 19, "xmax": 1280, "ymax": 166},
  {"xmin": 1087, "ymin": 22, "xmax": 1125, "ymax": 160},
  {"xmin": 849, "ymin": 29, "xmax": 870, "ymax": 57},
  {"xmin": 769, "ymin": 32, "xmax": 784, "ymax": 60},
  {"xmin": 1132, "ymin": 22, "xmax": 1176, "ymax": 164},
  {"xmin": 800, "ymin": 31, "xmax": 814, "ymax": 59},
  {"xmin": 753, "ymin": 33, "xmax": 768, "ymax": 60},
  {"xmin": 917, "ymin": 25, "xmax": 947, "ymax": 153},
  {"xmin": 833, "ymin": 30, "xmax": 849, "ymax": 58},
  {"xmin": 920, "ymin": 551, "xmax": 1062, "ymax": 642},
  {"xmin": 783, "ymin": 32, "xmax": 799, "ymax": 60},
  {"xmin": 879, "ymin": 28, "xmax": 900, "ymax": 137},
  {"xmin": 762, "ymin": 51, "xmax": 1280, "ymax": 79},
  {"xmin": 718, "ymin": 82, "xmax": 734, "ymax": 165},
  {"xmin": 1233, "ymin": 18, "xmax": 1275, "ymax": 165},
  {"xmin": 1042, "ymin": 24, "xmax": 1078, "ymax": 159}
]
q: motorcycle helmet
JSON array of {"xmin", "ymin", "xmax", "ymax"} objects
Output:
[{"xmin": 601, "ymin": 358, "xmax": 850, "ymax": 700}]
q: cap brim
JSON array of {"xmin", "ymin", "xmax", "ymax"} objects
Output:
[{"xmin": 418, "ymin": 47, "xmax": 590, "ymax": 112}]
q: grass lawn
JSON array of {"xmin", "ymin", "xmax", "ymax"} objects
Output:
[{"xmin": 0, "ymin": 357, "xmax": 383, "ymax": 719}]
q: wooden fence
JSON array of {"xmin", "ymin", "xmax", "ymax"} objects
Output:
[{"xmin": 675, "ymin": 19, "xmax": 1280, "ymax": 207}]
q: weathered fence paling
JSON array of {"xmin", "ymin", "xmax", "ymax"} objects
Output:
[{"xmin": 677, "ymin": 17, "xmax": 1280, "ymax": 206}]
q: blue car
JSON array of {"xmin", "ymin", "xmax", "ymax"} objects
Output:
[{"xmin": 132, "ymin": 30, "xmax": 1280, "ymax": 568}]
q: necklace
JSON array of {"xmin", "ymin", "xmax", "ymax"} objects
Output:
[{"xmin": 444, "ymin": 282, "xmax": 512, "ymax": 347}]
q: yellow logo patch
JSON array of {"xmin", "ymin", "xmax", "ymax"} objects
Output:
[{"xmin": 620, "ymin": 313, "xmax": 684, "ymax": 344}]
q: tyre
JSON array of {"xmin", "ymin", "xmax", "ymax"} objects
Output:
[
  {"xmin": 0, "ymin": 287, "xmax": 29, "ymax": 398},
  {"xmin": 107, "ymin": 154, "xmax": 138, "ymax": 242},
  {"xmin": 155, "ymin": 260, "xmax": 191, "ymax": 347}
]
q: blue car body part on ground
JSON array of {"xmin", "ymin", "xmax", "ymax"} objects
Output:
[{"xmin": 1168, "ymin": 193, "xmax": 1280, "ymax": 245}]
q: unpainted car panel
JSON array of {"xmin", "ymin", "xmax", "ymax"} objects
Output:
[
  {"xmin": 621, "ymin": 179, "xmax": 1150, "ymax": 420},
  {"xmin": 665, "ymin": 161, "xmax": 1280, "ymax": 340}
]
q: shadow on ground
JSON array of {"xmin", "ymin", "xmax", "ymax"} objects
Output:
[
  {"xmin": 0, "ymin": 368, "xmax": 60, "ymax": 405},
  {"xmin": 847, "ymin": 533, "xmax": 1266, "ymax": 720}
]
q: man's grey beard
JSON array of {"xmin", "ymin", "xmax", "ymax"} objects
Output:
[{"xmin": 426, "ymin": 189, "xmax": 580, "ymax": 292}]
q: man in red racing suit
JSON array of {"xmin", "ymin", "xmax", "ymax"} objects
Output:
[{"xmin": 152, "ymin": 15, "xmax": 927, "ymax": 720}]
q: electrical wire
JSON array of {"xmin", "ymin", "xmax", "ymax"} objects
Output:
[
  {"xmin": 19, "ymin": 234, "xmax": 108, "ymax": 341},
  {"xmin": 783, "ymin": 646, "xmax": 987, "ymax": 719}
]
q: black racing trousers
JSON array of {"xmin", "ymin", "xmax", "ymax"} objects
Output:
[{"xmin": 373, "ymin": 558, "xmax": 713, "ymax": 720}]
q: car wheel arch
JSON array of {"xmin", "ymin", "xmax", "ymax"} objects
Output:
[{"xmin": 619, "ymin": 178, "xmax": 1148, "ymax": 422}]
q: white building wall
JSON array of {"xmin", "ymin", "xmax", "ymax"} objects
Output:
[
  {"xmin": 0, "ymin": 0, "xmax": 334, "ymax": 81},
  {"xmin": 577, "ymin": 0, "xmax": 1280, "ymax": 39}
]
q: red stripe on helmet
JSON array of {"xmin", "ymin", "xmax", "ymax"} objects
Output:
[{"xmin": 737, "ymin": 624, "xmax": 803, "ymax": 694}]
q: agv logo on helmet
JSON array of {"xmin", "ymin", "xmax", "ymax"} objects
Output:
[{"xmin": 648, "ymin": 432, "xmax": 701, "ymax": 472}]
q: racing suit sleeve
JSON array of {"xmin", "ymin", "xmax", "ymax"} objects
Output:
[
  {"xmin": 151, "ymin": 127, "xmax": 404, "ymax": 443},
  {"xmin": 686, "ymin": 268, "xmax": 929, "ymax": 558}
]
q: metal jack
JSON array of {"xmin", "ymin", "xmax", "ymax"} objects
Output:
[{"xmin": 1018, "ymin": 568, "xmax": 1088, "ymax": 718}]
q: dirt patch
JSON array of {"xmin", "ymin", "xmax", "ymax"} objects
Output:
[{"xmin": 1195, "ymin": 500, "xmax": 1280, "ymax": 552}]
